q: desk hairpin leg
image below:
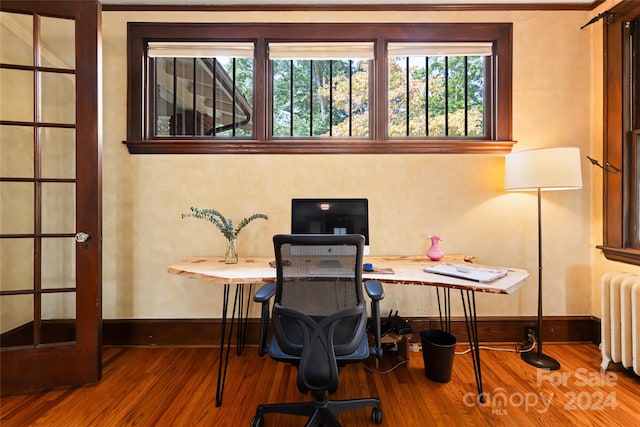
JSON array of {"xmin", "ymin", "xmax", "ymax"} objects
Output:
[
  {"xmin": 460, "ymin": 289, "xmax": 485, "ymax": 403},
  {"xmin": 215, "ymin": 282, "xmax": 253, "ymax": 407},
  {"xmin": 236, "ymin": 283, "xmax": 253, "ymax": 355},
  {"xmin": 215, "ymin": 283, "xmax": 231, "ymax": 407},
  {"xmin": 436, "ymin": 287, "xmax": 452, "ymax": 333}
]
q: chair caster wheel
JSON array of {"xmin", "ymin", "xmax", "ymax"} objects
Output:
[
  {"xmin": 372, "ymin": 407, "xmax": 383, "ymax": 424},
  {"xmin": 251, "ymin": 415, "xmax": 264, "ymax": 427}
]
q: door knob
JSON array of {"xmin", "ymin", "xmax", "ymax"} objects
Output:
[{"xmin": 75, "ymin": 232, "xmax": 91, "ymax": 243}]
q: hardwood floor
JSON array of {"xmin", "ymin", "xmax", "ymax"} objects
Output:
[{"xmin": 1, "ymin": 343, "xmax": 639, "ymax": 426}]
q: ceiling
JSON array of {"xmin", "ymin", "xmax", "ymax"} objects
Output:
[{"xmin": 100, "ymin": 0, "xmax": 597, "ymax": 6}]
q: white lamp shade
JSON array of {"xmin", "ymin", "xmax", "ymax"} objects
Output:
[{"xmin": 504, "ymin": 147, "xmax": 583, "ymax": 191}]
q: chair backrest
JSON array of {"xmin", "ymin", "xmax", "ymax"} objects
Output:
[{"xmin": 271, "ymin": 234, "xmax": 367, "ymax": 392}]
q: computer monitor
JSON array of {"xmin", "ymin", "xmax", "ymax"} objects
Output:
[{"xmin": 291, "ymin": 198, "xmax": 370, "ymax": 255}]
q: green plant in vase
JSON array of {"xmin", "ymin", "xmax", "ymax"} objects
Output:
[{"xmin": 182, "ymin": 207, "xmax": 268, "ymax": 264}]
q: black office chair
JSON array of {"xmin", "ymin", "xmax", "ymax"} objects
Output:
[{"xmin": 251, "ymin": 234, "xmax": 384, "ymax": 427}]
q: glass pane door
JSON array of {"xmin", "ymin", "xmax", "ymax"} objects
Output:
[
  {"xmin": 1, "ymin": 10, "xmax": 78, "ymax": 347},
  {"xmin": 0, "ymin": 0, "xmax": 101, "ymax": 395}
]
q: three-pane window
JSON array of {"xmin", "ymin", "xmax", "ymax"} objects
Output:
[{"xmin": 125, "ymin": 23, "xmax": 513, "ymax": 154}]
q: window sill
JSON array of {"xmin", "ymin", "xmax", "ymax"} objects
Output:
[
  {"xmin": 597, "ymin": 246, "xmax": 640, "ymax": 266},
  {"xmin": 123, "ymin": 139, "xmax": 517, "ymax": 155}
]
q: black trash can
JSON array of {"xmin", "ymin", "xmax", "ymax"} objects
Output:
[{"xmin": 420, "ymin": 329, "xmax": 457, "ymax": 383}]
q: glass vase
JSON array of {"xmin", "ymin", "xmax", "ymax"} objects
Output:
[
  {"xmin": 224, "ymin": 237, "xmax": 238, "ymax": 264},
  {"xmin": 427, "ymin": 235, "xmax": 444, "ymax": 261}
]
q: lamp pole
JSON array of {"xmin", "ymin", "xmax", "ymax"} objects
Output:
[{"xmin": 520, "ymin": 187, "xmax": 560, "ymax": 370}]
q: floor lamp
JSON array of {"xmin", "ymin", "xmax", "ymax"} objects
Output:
[{"xmin": 504, "ymin": 147, "xmax": 582, "ymax": 370}]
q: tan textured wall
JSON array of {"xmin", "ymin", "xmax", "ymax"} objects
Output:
[{"xmin": 102, "ymin": 9, "xmax": 597, "ymax": 319}]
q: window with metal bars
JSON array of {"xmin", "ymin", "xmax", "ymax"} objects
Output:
[
  {"xmin": 387, "ymin": 42, "xmax": 491, "ymax": 138},
  {"xmin": 269, "ymin": 42, "xmax": 373, "ymax": 138},
  {"xmin": 125, "ymin": 22, "xmax": 513, "ymax": 154},
  {"xmin": 271, "ymin": 59, "xmax": 370, "ymax": 138},
  {"xmin": 148, "ymin": 42, "xmax": 254, "ymax": 138}
]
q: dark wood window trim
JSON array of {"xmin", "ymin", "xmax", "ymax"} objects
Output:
[
  {"xmin": 599, "ymin": 1, "xmax": 640, "ymax": 265},
  {"xmin": 124, "ymin": 22, "xmax": 513, "ymax": 155},
  {"xmin": 103, "ymin": 2, "xmax": 605, "ymax": 13}
]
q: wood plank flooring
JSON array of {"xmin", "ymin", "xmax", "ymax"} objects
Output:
[{"xmin": 1, "ymin": 343, "xmax": 639, "ymax": 426}]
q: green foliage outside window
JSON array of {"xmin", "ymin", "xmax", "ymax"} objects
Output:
[
  {"xmin": 152, "ymin": 52, "xmax": 485, "ymax": 139},
  {"xmin": 272, "ymin": 59, "xmax": 370, "ymax": 137},
  {"xmin": 388, "ymin": 55, "xmax": 485, "ymax": 137},
  {"xmin": 269, "ymin": 55, "xmax": 485, "ymax": 138}
]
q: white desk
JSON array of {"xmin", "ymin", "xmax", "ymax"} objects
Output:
[
  {"xmin": 168, "ymin": 255, "xmax": 529, "ymax": 405},
  {"xmin": 168, "ymin": 255, "xmax": 527, "ymax": 293}
]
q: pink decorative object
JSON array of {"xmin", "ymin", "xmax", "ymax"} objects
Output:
[{"xmin": 427, "ymin": 235, "xmax": 444, "ymax": 261}]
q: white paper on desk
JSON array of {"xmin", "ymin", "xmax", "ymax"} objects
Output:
[{"xmin": 423, "ymin": 264, "xmax": 507, "ymax": 283}]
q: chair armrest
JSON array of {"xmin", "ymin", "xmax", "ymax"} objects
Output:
[
  {"xmin": 364, "ymin": 279, "xmax": 384, "ymax": 301},
  {"xmin": 365, "ymin": 280, "xmax": 384, "ymax": 359},
  {"xmin": 254, "ymin": 282, "xmax": 276, "ymax": 356},
  {"xmin": 254, "ymin": 282, "xmax": 276, "ymax": 302}
]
